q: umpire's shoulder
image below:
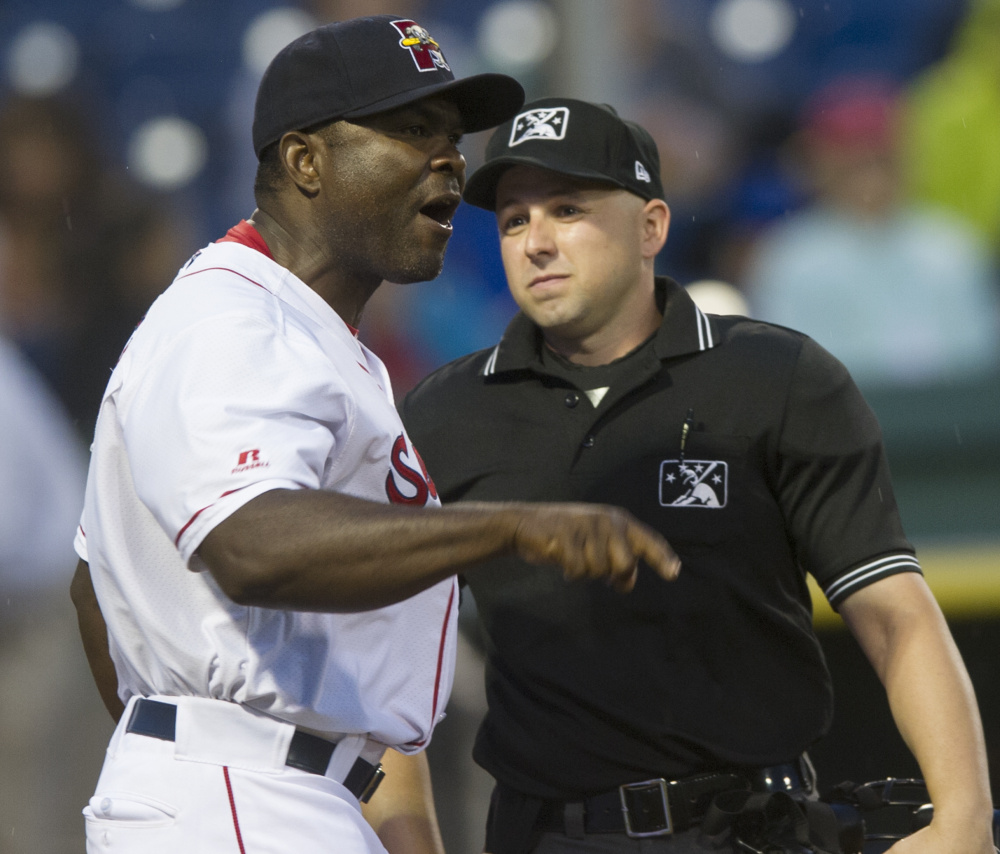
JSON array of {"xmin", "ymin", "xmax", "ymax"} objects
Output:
[
  {"xmin": 708, "ymin": 313, "xmax": 864, "ymax": 414},
  {"xmin": 400, "ymin": 347, "xmax": 495, "ymax": 425},
  {"xmin": 691, "ymin": 312, "xmax": 857, "ymax": 405},
  {"xmin": 712, "ymin": 312, "xmax": 806, "ymax": 348},
  {"xmin": 706, "ymin": 312, "xmax": 813, "ymax": 370}
]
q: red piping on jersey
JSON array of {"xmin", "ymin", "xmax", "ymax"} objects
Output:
[
  {"xmin": 174, "ymin": 487, "xmax": 247, "ymax": 547},
  {"xmin": 175, "ymin": 484, "xmax": 312, "ymax": 549},
  {"xmin": 208, "ymin": 220, "xmax": 363, "ymax": 337},
  {"xmin": 175, "ymin": 504, "xmax": 211, "ymax": 547},
  {"xmin": 222, "ymin": 767, "xmax": 247, "ymax": 854},
  {"xmin": 177, "ymin": 266, "xmax": 272, "ymax": 294},
  {"xmin": 414, "ymin": 579, "xmax": 457, "ymax": 747},
  {"xmin": 217, "ymin": 220, "xmax": 275, "ymax": 259}
]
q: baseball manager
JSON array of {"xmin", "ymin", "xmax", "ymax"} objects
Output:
[{"xmin": 69, "ymin": 27, "xmax": 680, "ymax": 854}]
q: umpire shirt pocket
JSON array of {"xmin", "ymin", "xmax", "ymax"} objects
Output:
[
  {"xmin": 583, "ymin": 434, "xmax": 751, "ymax": 551},
  {"xmin": 651, "ymin": 433, "xmax": 751, "ymax": 551}
]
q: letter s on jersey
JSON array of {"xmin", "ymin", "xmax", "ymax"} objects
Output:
[{"xmin": 385, "ymin": 433, "xmax": 439, "ymax": 505}]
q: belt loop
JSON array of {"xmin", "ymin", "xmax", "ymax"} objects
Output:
[
  {"xmin": 563, "ymin": 802, "xmax": 585, "ymax": 839},
  {"xmin": 326, "ymin": 733, "xmax": 367, "ymax": 782}
]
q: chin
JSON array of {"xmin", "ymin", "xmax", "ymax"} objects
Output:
[{"xmin": 383, "ymin": 254, "xmax": 446, "ymax": 285}]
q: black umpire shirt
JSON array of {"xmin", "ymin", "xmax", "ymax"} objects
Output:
[{"xmin": 400, "ymin": 277, "xmax": 920, "ymax": 801}]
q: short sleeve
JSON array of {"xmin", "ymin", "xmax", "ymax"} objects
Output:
[
  {"xmin": 120, "ymin": 313, "xmax": 353, "ymax": 562},
  {"xmin": 775, "ymin": 337, "xmax": 920, "ymax": 608}
]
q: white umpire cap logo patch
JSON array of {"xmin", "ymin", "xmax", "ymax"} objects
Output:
[
  {"xmin": 509, "ymin": 106, "xmax": 570, "ymax": 146},
  {"xmin": 659, "ymin": 460, "xmax": 728, "ymax": 508},
  {"xmin": 464, "ymin": 97, "xmax": 665, "ymax": 210}
]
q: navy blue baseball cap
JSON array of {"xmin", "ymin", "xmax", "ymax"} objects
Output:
[
  {"xmin": 252, "ymin": 15, "xmax": 525, "ymax": 158},
  {"xmin": 464, "ymin": 97, "xmax": 665, "ymax": 210}
]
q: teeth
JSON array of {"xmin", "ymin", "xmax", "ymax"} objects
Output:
[
  {"xmin": 422, "ymin": 205, "xmax": 454, "ymax": 226},
  {"xmin": 422, "ymin": 196, "xmax": 458, "ymax": 226}
]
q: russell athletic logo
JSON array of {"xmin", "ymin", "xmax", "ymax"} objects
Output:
[
  {"xmin": 509, "ymin": 107, "xmax": 570, "ymax": 146},
  {"xmin": 390, "ymin": 19, "xmax": 450, "ymax": 71},
  {"xmin": 659, "ymin": 459, "xmax": 728, "ymax": 508},
  {"xmin": 232, "ymin": 449, "xmax": 270, "ymax": 475}
]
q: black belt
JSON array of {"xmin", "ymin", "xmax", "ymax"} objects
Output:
[
  {"xmin": 126, "ymin": 698, "xmax": 385, "ymax": 803},
  {"xmin": 536, "ymin": 762, "xmax": 809, "ymax": 838}
]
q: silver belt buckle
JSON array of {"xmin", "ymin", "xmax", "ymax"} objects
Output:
[
  {"xmin": 358, "ymin": 763, "xmax": 385, "ymax": 804},
  {"xmin": 619, "ymin": 777, "xmax": 673, "ymax": 837}
]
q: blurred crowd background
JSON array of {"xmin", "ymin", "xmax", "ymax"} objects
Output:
[{"xmin": 1, "ymin": 1, "xmax": 999, "ymax": 852}]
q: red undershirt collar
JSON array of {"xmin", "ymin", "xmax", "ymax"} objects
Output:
[
  {"xmin": 215, "ymin": 220, "xmax": 359, "ymax": 337},
  {"xmin": 217, "ymin": 220, "xmax": 274, "ymax": 260}
]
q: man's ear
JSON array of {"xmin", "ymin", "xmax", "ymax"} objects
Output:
[
  {"xmin": 641, "ymin": 198, "xmax": 670, "ymax": 260},
  {"xmin": 279, "ymin": 131, "xmax": 321, "ymax": 196}
]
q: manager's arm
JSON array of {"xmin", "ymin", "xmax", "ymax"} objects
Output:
[
  {"xmin": 70, "ymin": 559, "xmax": 125, "ymax": 721},
  {"xmin": 196, "ymin": 489, "xmax": 680, "ymax": 613},
  {"xmin": 839, "ymin": 572, "xmax": 993, "ymax": 854}
]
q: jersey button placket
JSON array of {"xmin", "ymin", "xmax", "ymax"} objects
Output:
[{"xmin": 565, "ymin": 391, "xmax": 580, "ymax": 408}]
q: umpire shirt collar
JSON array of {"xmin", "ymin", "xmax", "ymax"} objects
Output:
[{"xmin": 482, "ymin": 277, "xmax": 720, "ymax": 376}]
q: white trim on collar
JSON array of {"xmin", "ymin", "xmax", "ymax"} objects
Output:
[
  {"xmin": 695, "ymin": 306, "xmax": 714, "ymax": 351},
  {"xmin": 483, "ymin": 345, "xmax": 501, "ymax": 376}
]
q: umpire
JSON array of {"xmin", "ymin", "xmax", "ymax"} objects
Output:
[{"xmin": 400, "ymin": 98, "xmax": 993, "ymax": 853}]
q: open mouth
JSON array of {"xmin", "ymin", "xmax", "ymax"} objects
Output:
[{"xmin": 419, "ymin": 194, "xmax": 460, "ymax": 229}]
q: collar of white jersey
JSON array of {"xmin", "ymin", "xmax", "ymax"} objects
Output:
[
  {"xmin": 481, "ymin": 277, "xmax": 720, "ymax": 377},
  {"xmin": 183, "ymin": 239, "xmax": 356, "ymax": 337}
]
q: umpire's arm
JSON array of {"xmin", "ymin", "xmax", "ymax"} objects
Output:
[
  {"xmin": 839, "ymin": 571, "xmax": 993, "ymax": 853},
  {"xmin": 70, "ymin": 559, "xmax": 125, "ymax": 721},
  {"xmin": 361, "ymin": 750, "xmax": 445, "ymax": 854}
]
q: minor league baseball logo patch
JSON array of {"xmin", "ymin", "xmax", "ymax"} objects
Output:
[
  {"xmin": 509, "ymin": 107, "xmax": 570, "ymax": 146},
  {"xmin": 390, "ymin": 19, "xmax": 450, "ymax": 72},
  {"xmin": 659, "ymin": 460, "xmax": 728, "ymax": 508}
]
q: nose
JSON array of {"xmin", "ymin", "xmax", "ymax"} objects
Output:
[
  {"xmin": 524, "ymin": 212, "xmax": 557, "ymax": 261},
  {"xmin": 430, "ymin": 143, "xmax": 466, "ymax": 187}
]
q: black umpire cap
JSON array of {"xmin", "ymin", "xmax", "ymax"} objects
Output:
[
  {"xmin": 464, "ymin": 97, "xmax": 665, "ymax": 210},
  {"xmin": 252, "ymin": 15, "xmax": 525, "ymax": 158}
]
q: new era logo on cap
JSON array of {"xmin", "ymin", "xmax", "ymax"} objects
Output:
[
  {"xmin": 509, "ymin": 107, "xmax": 570, "ymax": 146},
  {"xmin": 635, "ymin": 161, "xmax": 651, "ymax": 183}
]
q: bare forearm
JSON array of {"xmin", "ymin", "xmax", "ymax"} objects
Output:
[
  {"xmin": 880, "ymin": 615, "xmax": 991, "ymax": 836},
  {"xmin": 362, "ymin": 751, "xmax": 444, "ymax": 854},
  {"xmin": 70, "ymin": 559, "xmax": 125, "ymax": 721},
  {"xmin": 198, "ymin": 491, "xmax": 519, "ymax": 611},
  {"xmin": 197, "ymin": 489, "xmax": 680, "ymax": 612},
  {"xmin": 841, "ymin": 574, "xmax": 993, "ymax": 850}
]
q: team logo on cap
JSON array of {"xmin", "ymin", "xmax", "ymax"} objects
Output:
[
  {"xmin": 390, "ymin": 20, "xmax": 450, "ymax": 72},
  {"xmin": 659, "ymin": 459, "xmax": 728, "ymax": 508},
  {"xmin": 509, "ymin": 107, "xmax": 570, "ymax": 146}
]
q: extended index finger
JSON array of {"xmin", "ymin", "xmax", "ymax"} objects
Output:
[{"xmin": 626, "ymin": 519, "xmax": 681, "ymax": 581}]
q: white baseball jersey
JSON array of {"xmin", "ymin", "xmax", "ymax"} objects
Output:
[{"xmin": 75, "ymin": 221, "xmax": 457, "ymax": 751}]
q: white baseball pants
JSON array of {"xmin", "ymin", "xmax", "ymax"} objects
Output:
[{"xmin": 83, "ymin": 695, "xmax": 389, "ymax": 854}]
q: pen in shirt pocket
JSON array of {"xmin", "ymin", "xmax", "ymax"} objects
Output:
[{"xmin": 679, "ymin": 408, "xmax": 694, "ymax": 462}]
